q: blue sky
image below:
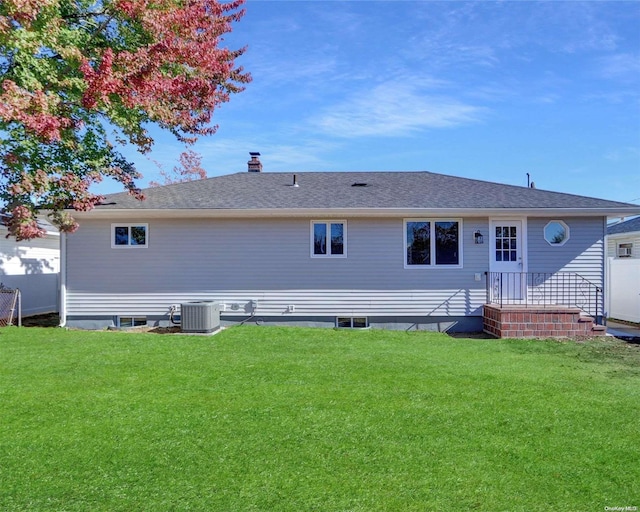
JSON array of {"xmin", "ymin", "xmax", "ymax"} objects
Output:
[{"xmin": 103, "ymin": 0, "xmax": 640, "ymax": 204}]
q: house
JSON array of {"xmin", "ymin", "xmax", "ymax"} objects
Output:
[
  {"xmin": 605, "ymin": 216, "xmax": 640, "ymax": 323},
  {"xmin": 607, "ymin": 216, "xmax": 640, "ymax": 259},
  {"xmin": 59, "ymin": 154, "xmax": 640, "ymax": 336},
  {"xmin": 1, "ymin": 216, "xmax": 60, "ymax": 318}
]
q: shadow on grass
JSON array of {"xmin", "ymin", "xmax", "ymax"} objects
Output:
[{"xmin": 446, "ymin": 331, "xmax": 495, "ymax": 339}]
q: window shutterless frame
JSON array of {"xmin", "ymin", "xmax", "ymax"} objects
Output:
[
  {"xmin": 117, "ymin": 316, "xmax": 147, "ymax": 328},
  {"xmin": 111, "ymin": 223, "xmax": 149, "ymax": 248},
  {"xmin": 310, "ymin": 220, "xmax": 347, "ymax": 258},
  {"xmin": 617, "ymin": 243, "xmax": 632, "ymax": 258},
  {"xmin": 543, "ymin": 220, "xmax": 570, "ymax": 246},
  {"xmin": 403, "ymin": 219, "xmax": 463, "ymax": 268},
  {"xmin": 336, "ymin": 317, "xmax": 368, "ymax": 329}
]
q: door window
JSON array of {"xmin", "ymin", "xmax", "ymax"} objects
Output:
[{"xmin": 495, "ymin": 225, "xmax": 518, "ymax": 262}]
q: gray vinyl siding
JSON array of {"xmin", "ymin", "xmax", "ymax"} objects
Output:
[
  {"xmin": 65, "ymin": 217, "xmax": 490, "ymax": 320},
  {"xmin": 527, "ymin": 217, "xmax": 605, "ymax": 313},
  {"xmin": 527, "ymin": 217, "xmax": 605, "ymax": 285}
]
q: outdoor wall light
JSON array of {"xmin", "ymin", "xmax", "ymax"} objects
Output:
[{"xmin": 474, "ymin": 230, "xmax": 484, "ymax": 244}]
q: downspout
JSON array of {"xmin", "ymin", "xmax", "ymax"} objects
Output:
[
  {"xmin": 59, "ymin": 232, "xmax": 67, "ymax": 327},
  {"xmin": 602, "ymin": 217, "xmax": 609, "ymax": 324}
]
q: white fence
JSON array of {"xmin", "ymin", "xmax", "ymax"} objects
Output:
[
  {"xmin": 1, "ymin": 229, "xmax": 60, "ymax": 317},
  {"xmin": 0, "ymin": 274, "xmax": 59, "ymax": 316},
  {"xmin": 606, "ymin": 257, "xmax": 640, "ymax": 323}
]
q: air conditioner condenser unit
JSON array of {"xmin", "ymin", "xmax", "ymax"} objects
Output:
[{"xmin": 180, "ymin": 301, "xmax": 220, "ymax": 333}]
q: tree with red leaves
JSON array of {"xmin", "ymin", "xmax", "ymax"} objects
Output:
[
  {"xmin": 149, "ymin": 150, "xmax": 207, "ymax": 187},
  {"xmin": 0, "ymin": 0, "xmax": 250, "ymax": 239}
]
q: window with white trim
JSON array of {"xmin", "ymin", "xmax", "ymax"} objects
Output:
[
  {"xmin": 336, "ymin": 317, "xmax": 368, "ymax": 329},
  {"xmin": 311, "ymin": 221, "xmax": 346, "ymax": 257},
  {"xmin": 544, "ymin": 220, "xmax": 570, "ymax": 246},
  {"xmin": 112, "ymin": 223, "xmax": 148, "ymax": 248},
  {"xmin": 117, "ymin": 316, "xmax": 147, "ymax": 328},
  {"xmin": 404, "ymin": 219, "xmax": 462, "ymax": 267},
  {"xmin": 617, "ymin": 242, "xmax": 633, "ymax": 258}
]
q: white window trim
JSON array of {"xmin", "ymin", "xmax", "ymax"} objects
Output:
[
  {"xmin": 403, "ymin": 218, "xmax": 463, "ymax": 269},
  {"xmin": 310, "ymin": 220, "xmax": 347, "ymax": 258},
  {"xmin": 117, "ymin": 316, "xmax": 147, "ymax": 328},
  {"xmin": 111, "ymin": 223, "xmax": 149, "ymax": 248},
  {"xmin": 617, "ymin": 242, "xmax": 633, "ymax": 258},
  {"xmin": 543, "ymin": 220, "xmax": 570, "ymax": 247},
  {"xmin": 336, "ymin": 317, "xmax": 369, "ymax": 329}
]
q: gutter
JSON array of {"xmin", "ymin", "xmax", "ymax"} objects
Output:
[{"xmin": 71, "ymin": 206, "xmax": 640, "ymax": 221}]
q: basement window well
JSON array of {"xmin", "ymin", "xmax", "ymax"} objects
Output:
[
  {"xmin": 336, "ymin": 317, "xmax": 369, "ymax": 329},
  {"xmin": 118, "ymin": 317, "xmax": 147, "ymax": 328}
]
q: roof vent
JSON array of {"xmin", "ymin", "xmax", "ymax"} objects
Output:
[
  {"xmin": 248, "ymin": 152, "xmax": 262, "ymax": 172},
  {"xmin": 351, "ymin": 182, "xmax": 368, "ymax": 187}
]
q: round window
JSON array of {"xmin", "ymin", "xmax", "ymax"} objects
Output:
[{"xmin": 544, "ymin": 221, "xmax": 569, "ymax": 246}]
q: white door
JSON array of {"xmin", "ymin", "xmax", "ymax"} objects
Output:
[{"xmin": 489, "ymin": 220, "xmax": 525, "ymax": 302}]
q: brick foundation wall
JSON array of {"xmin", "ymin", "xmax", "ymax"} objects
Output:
[{"xmin": 483, "ymin": 304, "xmax": 606, "ymax": 338}]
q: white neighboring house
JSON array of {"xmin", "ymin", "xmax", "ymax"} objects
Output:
[
  {"xmin": 0, "ymin": 216, "xmax": 60, "ymax": 317},
  {"xmin": 606, "ymin": 216, "xmax": 640, "ymax": 323},
  {"xmin": 607, "ymin": 216, "xmax": 640, "ymax": 259}
]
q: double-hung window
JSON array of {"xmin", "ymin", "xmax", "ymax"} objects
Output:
[
  {"xmin": 404, "ymin": 219, "xmax": 461, "ymax": 267},
  {"xmin": 311, "ymin": 221, "xmax": 346, "ymax": 257},
  {"xmin": 112, "ymin": 223, "xmax": 148, "ymax": 248}
]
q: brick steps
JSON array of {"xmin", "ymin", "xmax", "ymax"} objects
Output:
[{"xmin": 483, "ymin": 304, "xmax": 607, "ymax": 338}]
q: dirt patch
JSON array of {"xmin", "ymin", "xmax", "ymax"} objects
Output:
[
  {"xmin": 447, "ymin": 331, "xmax": 495, "ymax": 339},
  {"xmin": 147, "ymin": 326, "xmax": 182, "ymax": 334},
  {"xmin": 21, "ymin": 313, "xmax": 60, "ymax": 328},
  {"xmin": 19, "ymin": 315, "xmax": 192, "ymax": 335},
  {"xmin": 104, "ymin": 324, "xmax": 182, "ymax": 334}
]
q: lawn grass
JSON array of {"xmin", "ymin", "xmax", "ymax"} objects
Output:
[{"xmin": 1, "ymin": 326, "xmax": 639, "ymax": 511}]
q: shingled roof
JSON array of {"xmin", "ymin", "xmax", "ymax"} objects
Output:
[
  {"xmin": 94, "ymin": 171, "xmax": 639, "ymax": 213},
  {"xmin": 607, "ymin": 215, "xmax": 640, "ymax": 235}
]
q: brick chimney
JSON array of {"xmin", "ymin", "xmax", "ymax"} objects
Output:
[{"xmin": 247, "ymin": 152, "xmax": 262, "ymax": 172}]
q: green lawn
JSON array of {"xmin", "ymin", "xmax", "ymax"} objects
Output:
[{"xmin": 1, "ymin": 326, "xmax": 639, "ymax": 511}]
